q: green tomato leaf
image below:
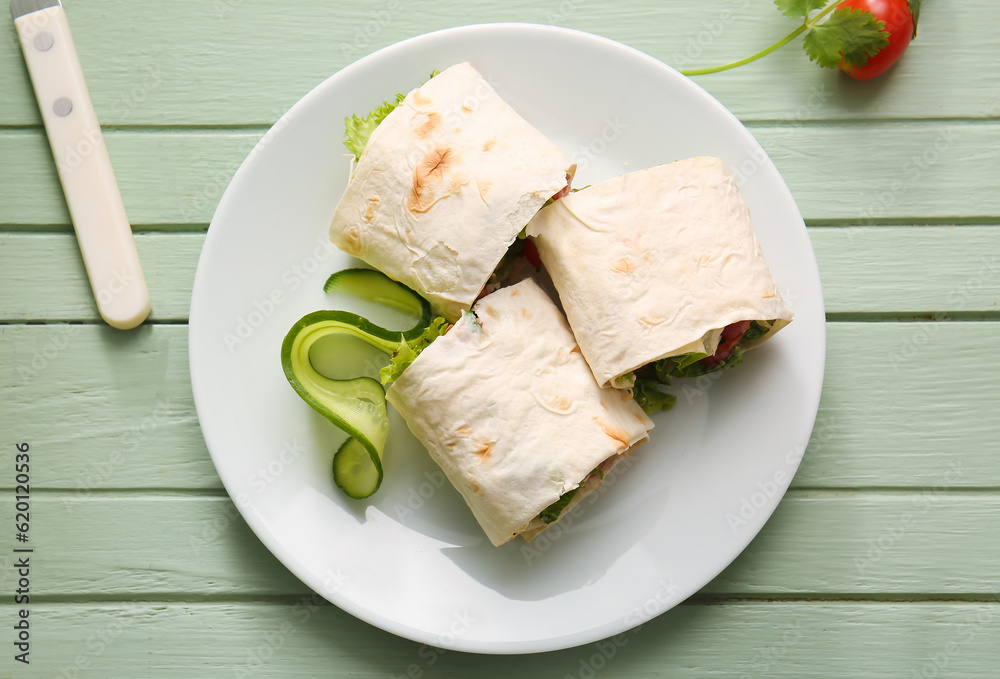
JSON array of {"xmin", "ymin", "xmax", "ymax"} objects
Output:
[
  {"xmin": 802, "ymin": 7, "xmax": 889, "ymax": 68},
  {"xmin": 909, "ymin": 0, "xmax": 921, "ymax": 37},
  {"xmin": 774, "ymin": 0, "xmax": 829, "ymax": 19}
]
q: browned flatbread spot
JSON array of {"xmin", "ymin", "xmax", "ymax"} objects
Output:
[
  {"xmin": 449, "ymin": 175, "xmax": 469, "ymax": 193},
  {"xmin": 473, "ymin": 437, "xmax": 494, "ymax": 462},
  {"xmin": 461, "ymin": 105, "xmax": 474, "ymax": 113},
  {"xmin": 548, "ymin": 394, "xmax": 572, "ymax": 413},
  {"xmin": 593, "ymin": 417, "xmax": 631, "ymax": 451},
  {"xmin": 455, "ymin": 426, "xmax": 472, "ymax": 437},
  {"xmin": 414, "ymin": 112, "xmax": 441, "ymax": 138},
  {"xmin": 482, "ymin": 138, "xmax": 496, "ymax": 151},
  {"xmin": 520, "ymin": 307, "xmax": 532, "ymax": 319},
  {"xmin": 407, "ymin": 147, "xmax": 455, "ymax": 213},
  {"xmin": 470, "ymin": 480, "xmax": 481, "ymax": 494},
  {"xmin": 411, "ymin": 90, "xmax": 432, "ymax": 107},
  {"xmin": 611, "ymin": 256, "xmax": 636, "ymax": 274},
  {"xmin": 364, "ymin": 195, "xmax": 379, "ymax": 222},
  {"xmin": 342, "ymin": 226, "xmax": 361, "ymax": 254}
]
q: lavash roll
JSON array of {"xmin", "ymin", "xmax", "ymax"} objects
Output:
[
  {"xmin": 330, "ymin": 62, "xmax": 575, "ymax": 320},
  {"xmin": 386, "ymin": 278, "xmax": 653, "ymax": 546},
  {"xmin": 525, "ymin": 157, "xmax": 794, "ymax": 388}
]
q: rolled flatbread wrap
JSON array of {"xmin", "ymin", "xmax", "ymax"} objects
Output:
[
  {"xmin": 386, "ymin": 278, "xmax": 653, "ymax": 546},
  {"xmin": 525, "ymin": 157, "xmax": 794, "ymax": 388},
  {"xmin": 330, "ymin": 62, "xmax": 575, "ymax": 320}
]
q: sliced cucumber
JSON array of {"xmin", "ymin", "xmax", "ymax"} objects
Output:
[
  {"xmin": 280, "ymin": 269, "xmax": 431, "ymax": 499},
  {"xmin": 323, "ymin": 268, "xmax": 431, "ymax": 340},
  {"xmin": 333, "ymin": 438, "xmax": 382, "ymax": 499}
]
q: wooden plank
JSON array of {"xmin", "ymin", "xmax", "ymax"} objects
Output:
[
  {"xmin": 798, "ymin": 323, "xmax": 1000, "ymax": 489},
  {"xmin": 2, "ymin": 227, "xmax": 998, "ymax": 322},
  {"xmin": 0, "ymin": 0, "xmax": 995, "ymax": 125},
  {"xmin": 0, "ymin": 324, "xmax": 215, "ymax": 491},
  {"xmin": 0, "ymin": 129, "xmax": 259, "ymax": 226},
  {"xmin": 2, "ymin": 322, "xmax": 998, "ymax": 490},
  {"xmin": 3, "ymin": 600, "xmax": 1000, "ymax": 677},
  {"xmin": 0, "ymin": 233, "xmax": 203, "ymax": 322},
  {"xmin": 811, "ymin": 226, "xmax": 1000, "ymax": 315},
  {"xmin": 0, "ymin": 492, "xmax": 997, "ymax": 598},
  {"xmin": 2, "ymin": 123, "xmax": 997, "ymax": 226}
]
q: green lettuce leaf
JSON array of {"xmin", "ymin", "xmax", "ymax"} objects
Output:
[
  {"xmin": 342, "ymin": 70, "xmax": 444, "ymax": 161},
  {"xmin": 656, "ymin": 346, "xmax": 745, "ymax": 379},
  {"xmin": 633, "ymin": 375, "xmax": 677, "ymax": 414},
  {"xmin": 343, "ymin": 93, "xmax": 405, "ymax": 161},
  {"xmin": 379, "ymin": 316, "xmax": 450, "ymax": 386},
  {"xmin": 539, "ymin": 486, "xmax": 580, "ymax": 524},
  {"xmin": 740, "ymin": 320, "xmax": 772, "ymax": 345}
]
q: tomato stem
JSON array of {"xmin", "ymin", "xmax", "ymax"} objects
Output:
[{"xmin": 680, "ymin": 0, "xmax": 848, "ymax": 76}]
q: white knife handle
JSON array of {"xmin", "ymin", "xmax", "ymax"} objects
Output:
[{"xmin": 13, "ymin": 2, "xmax": 150, "ymax": 329}]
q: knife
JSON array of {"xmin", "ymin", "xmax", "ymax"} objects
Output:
[{"xmin": 11, "ymin": 0, "xmax": 150, "ymax": 330}]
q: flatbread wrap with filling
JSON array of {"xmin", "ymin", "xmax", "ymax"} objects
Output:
[
  {"xmin": 525, "ymin": 156, "xmax": 794, "ymax": 399},
  {"xmin": 385, "ymin": 278, "xmax": 653, "ymax": 546},
  {"xmin": 330, "ymin": 62, "xmax": 575, "ymax": 320}
]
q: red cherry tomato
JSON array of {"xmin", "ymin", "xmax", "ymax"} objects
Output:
[
  {"xmin": 522, "ymin": 237, "xmax": 542, "ymax": 268},
  {"xmin": 837, "ymin": 0, "xmax": 915, "ymax": 80},
  {"xmin": 701, "ymin": 320, "xmax": 752, "ymax": 367}
]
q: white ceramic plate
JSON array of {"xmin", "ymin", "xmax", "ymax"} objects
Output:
[{"xmin": 189, "ymin": 23, "xmax": 825, "ymax": 654}]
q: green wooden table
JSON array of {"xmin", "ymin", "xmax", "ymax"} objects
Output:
[{"xmin": 2, "ymin": 1, "xmax": 999, "ymax": 676}]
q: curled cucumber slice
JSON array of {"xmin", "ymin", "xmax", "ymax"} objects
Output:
[
  {"xmin": 280, "ymin": 269, "xmax": 430, "ymax": 499},
  {"xmin": 323, "ymin": 268, "xmax": 431, "ymax": 340}
]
